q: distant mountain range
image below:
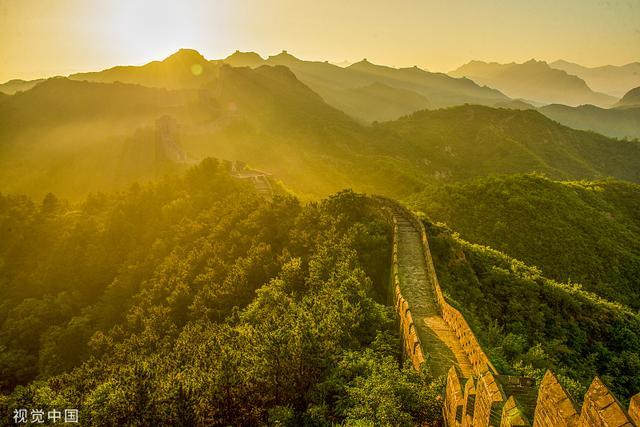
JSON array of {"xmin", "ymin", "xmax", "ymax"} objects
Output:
[
  {"xmin": 616, "ymin": 86, "xmax": 640, "ymax": 108},
  {"xmin": 539, "ymin": 104, "xmax": 640, "ymax": 140},
  {"xmin": 70, "ymin": 48, "xmax": 220, "ymax": 89},
  {"xmin": 550, "ymin": 60, "xmax": 640, "ymax": 98},
  {"xmin": 0, "ymin": 49, "xmax": 512, "ymax": 123},
  {"xmin": 534, "ymin": 86, "xmax": 640, "ymax": 140},
  {"xmin": 223, "ymin": 50, "xmax": 509, "ymax": 121},
  {"xmin": 0, "ymin": 78, "xmax": 44, "ymax": 95},
  {"xmin": 449, "ymin": 59, "xmax": 617, "ymax": 107},
  {"xmin": 1, "ymin": 49, "xmax": 640, "ymax": 200}
]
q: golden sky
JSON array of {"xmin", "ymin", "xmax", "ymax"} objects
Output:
[{"xmin": 1, "ymin": 0, "xmax": 639, "ymax": 82}]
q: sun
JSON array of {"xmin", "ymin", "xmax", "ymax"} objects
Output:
[{"xmin": 102, "ymin": 0, "xmax": 217, "ymax": 65}]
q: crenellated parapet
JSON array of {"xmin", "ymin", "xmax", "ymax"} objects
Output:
[
  {"xmin": 533, "ymin": 371, "xmax": 580, "ymax": 427},
  {"xmin": 577, "ymin": 377, "xmax": 635, "ymax": 427}
]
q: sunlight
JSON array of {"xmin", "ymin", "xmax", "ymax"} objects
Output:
[{"xmin": 103, "ymin": 0, "xmax": 215, "ymax": 64}]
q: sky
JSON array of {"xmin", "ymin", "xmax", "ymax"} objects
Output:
[{"xmin": 1, "ymin": 0, "xmax": 639, "ymax": 82}]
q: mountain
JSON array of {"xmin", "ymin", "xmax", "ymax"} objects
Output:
[
  {"xmin": 223, "ymin": 50, "xmax": 265, "ymax": 68},
  {"xmin": 0, "ymin": 62, "xmax": 387, "ymax": 199},
  {"xmin": 0, "ymin": 78, "xmax": 44, "ymax": 95},
  {"xmin": 371, "ymin": 105, "xmax": 640, "ymax": 183},
  {"xmin": 334, "ymin": 82, "xmax": 431, "ymax": 122},
  {"xmin": 0, "ymin": 78, "xmax": 194, "ymax": 197},
  {"xmin": 450, "ymin": 59, "xmax": 617, "ymax": 107},
  {"xmin": 224, "ymin": 50, "xmax": 510, "ymax": 121},
  {"xmin": 551, "ymin": 60, "xmax": 640, "ymax": 98},
  {"xmin": 69, "ymin": 48, "xmax": 220, "ymax": 89},
  {"xmin": 493, "ymin": 99, "xmax": 535, "ymax": 110},
  {"xmin": 3, "ymin": 50, "xmax": 640, "ymax": 201},
  {"xmin": 539, "ymin": 104, "xmax": 640, "ymax": 139},
  {"xmin": 616, "ymin": 86, "xmax": 640, "ymax": 108},
  {"xmin": 344, "ymin": 58, "xmax": 508, "ymax": 107},
  {"xmin": 0, "ymin": 77, "xmax": 183, "ymax": 128},
  {"xmin": 408, "ymin": 174, "xmax": 640, "ymax": 310}
]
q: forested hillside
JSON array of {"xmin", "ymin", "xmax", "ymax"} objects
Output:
[
  {"xmin": 426, "ymin": 220, "xmax": 640, "ymax": 404},
  {"xmin": 0, "ymin": 159, "xmax": 442, "ymax": 425},
  {"xmin": 539, "ymin": 104, "xmax": 640, "ymax": 139},
  {"xmin": 373, "ymin": 106, "xmax": 640, "ymax": 183},
  {"xmin": 408, "ymin": 174, "xmax": 640, "ymax": 309}
]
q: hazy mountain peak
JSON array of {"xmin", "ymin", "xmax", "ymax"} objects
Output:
[
  {"xmin": 351, "ymin": 58, "xmax": 372, "ymax": 66},
  {"xmin": 402, "ymin": 65, "xmax": 424, "ymax": 73},
  {"xmin": 450, "ymin": 59, "xmax": 616, "ymax": 107},
  {"xmin": 348, "ymin": 58, "xmax": 388, "ymax": 71},
  {"xmin": 227, "ymin": 50, "xmax": 263, "ymax": 59},
  {"xmin": 551, "ymin": 59, "xmax": 576, "ymax": 68},
  {"xmin": 163, "ymin": 48, "xmax": 207, "ymax": 64},
  {"xmin": 0, "ymin": 78, "xmax": 45, "ymax": 95},
  {"xmin": 551, "ymin": 59, "xmax": 640, "ymax": 97},
  {"xmin": 268, "ymin": 50, "xmax": 299, "ymax": 63},
  {"xmin": 616, "ymin": 86, "xmax": 640, "ymax": 108},
  {"xmin": 224, "ymin": 50, "xmax": 264, "ymax": 67}
]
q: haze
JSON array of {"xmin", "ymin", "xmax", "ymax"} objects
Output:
[{"xmin": 1, "ymin": 0, "xmax": 639, "ymax": 82}]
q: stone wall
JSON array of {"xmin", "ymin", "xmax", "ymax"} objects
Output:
[
  {"xmin": 377, "ymin": 197, "xmax": 497, "ymax": 377},
  {"xmin": 412, "ymin": 208, "xmax": 498, "ymax": 378},
  {"xmin": 375, "ymin": 197, "xmax": 640, "ymax": 427},
  {"xmin": 382, "ymin": 206, "xmax": 426, "ymax": 370}
]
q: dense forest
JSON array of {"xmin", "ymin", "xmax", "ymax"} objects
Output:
[
  {"xmin": 0, "ymin": 159, "xmax": 442, "ymax": 425},
  {"xmin": 426, "ymin": 220, "xmax": 640, "ymax": 404},
  {"xmin": 408, "ymin": 174, "xmax": 640, "ymax": 309}
]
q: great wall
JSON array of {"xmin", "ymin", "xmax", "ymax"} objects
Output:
[
  {"xmin": 375, "ymin": 196, "xmax": 640, "ymax": 427},
  {"xmin": 238, "ymin": 172, "xmax": 639, "ymax": 426}
]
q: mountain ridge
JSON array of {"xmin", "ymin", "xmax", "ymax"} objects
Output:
[
  {"xmin": 224, "ymin": 50, "xmax": 510, "ymax": 121},
  {"xmin": 539, "ymin": 103, "xmax": 640, "ymax": 139},
  {"xmin": 550, "ymin": 59, "xmax": 640, "ymax": 98},
  {"xmin": 616, "ymin": 86, "xmax": 640, "ymax": 108},
  {"xmin": 450, "ymin": 59, "xmax": 617, "ymax": 107},
  {"xmin": 3, "ymin": 50, "xmax": 640, "ymax": 200}
]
